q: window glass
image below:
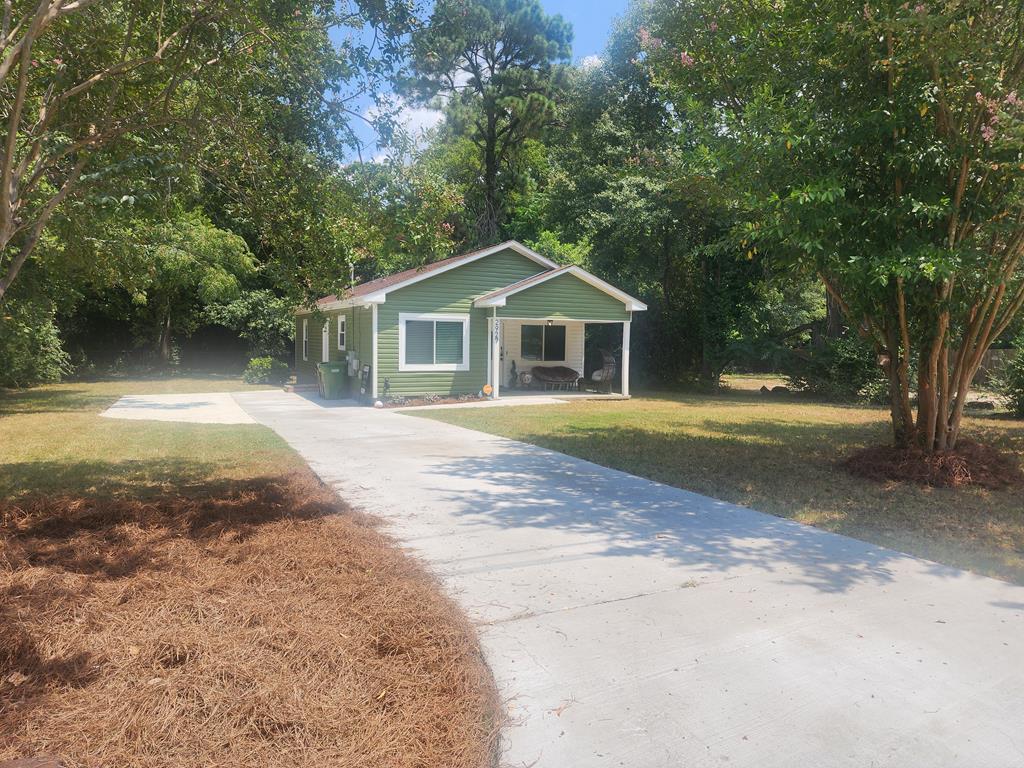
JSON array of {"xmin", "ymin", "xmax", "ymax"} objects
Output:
[
  {"xmin": 337, "ymin": 317, "xmax": 346, "ymax": 349},
  {"xmin": 435, "ymin": 321, "xmax": 464, "ymax": 364},
  {"xmin": 405, "ymin": 320, "xmax": 435, "ymax": 364},
  {"xmin": 521, "ymin": 325, "xmax": 543, "ymax": 360},
  {"xmin": 544, "ymin": 325, "xmax": 566, "ymax": 361}
]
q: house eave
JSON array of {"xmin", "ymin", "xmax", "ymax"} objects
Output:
[{"xmin": 472, "ymin": 264, "xmax": 647, "ymax": 313}]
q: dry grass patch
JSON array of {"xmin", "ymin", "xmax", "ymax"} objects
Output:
[{"xmin": 0, "ymin": 472, "xmax": 498, "ymax": 768}]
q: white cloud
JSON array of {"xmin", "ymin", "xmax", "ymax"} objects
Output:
[
  {"xmin": 580, "ymin": 55, "xmax": 603, "ymax": 69},
  {"xmin": 364, "ymin": 94, "xmax": 445, "ymax": 142},
  {"xmin": 399, "ymin": 104, "xmax": 445, "ymax": 135}
]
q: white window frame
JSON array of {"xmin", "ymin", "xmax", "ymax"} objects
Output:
[
  {"xmin": 398, "ymin": 312, "xmax": 471, "ymax": 372},
  {"xmin": 302, "ymin": 319, "xmax": 308, "ymax": 361},
  {"xmin": 321, "ymin": 320, "xmax": 330, "ymax": 363},
  {"xmin": 337, "ymin": 315, "xmax": 346, "ymax": 351}
]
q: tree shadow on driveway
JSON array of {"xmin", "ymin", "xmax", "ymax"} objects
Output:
[{"xmin": 419, "ymin": 439, "xmax": 968, "ymax": 595}]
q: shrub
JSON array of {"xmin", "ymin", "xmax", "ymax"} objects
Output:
[
  {"xmin": 242, "ymin": 356, "xmax": 289, "ymax": 385},
  {"xmin": 992, "ymin": 337, "xmax": 1024, "ymax": 418},
  {"xmin": 0, "ymin": 298, "xmax": 71, "ymax": 387},
  {"xmin": 782, "ymin": 335, "xmax": 887, "ymax": 402}
]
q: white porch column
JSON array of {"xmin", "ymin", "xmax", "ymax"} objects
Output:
[
  {"xmin": 621, "ymin": 319, "xmax": 631, "ymax": 397},
  {"xmin": 490, "ymin": 310, "xmax": 501, "ymax": 399},
  {"xmin": 370, "ymin": 303, "xmax": 379, "ymax": 399}
]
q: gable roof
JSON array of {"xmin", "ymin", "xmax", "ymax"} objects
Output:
[
  {"xmin": 305, "ymin": 241, "xmax": 558, "ymax": 312},
  {"xmin": 474, "ymin": 264, "xmax": 647, "ymax": 312}
]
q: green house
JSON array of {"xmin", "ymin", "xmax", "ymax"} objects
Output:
[{"xmin": 294, "ymin": 240, "xmax": 646, "ymax": 400}]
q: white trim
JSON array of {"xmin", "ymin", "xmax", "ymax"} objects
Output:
[
  {"xmin": 474, "ymin": 264, "xmax": 647, "ymax": 312},
  {"xmin": 298, "ymin": 241, "xmax": 559, "ymax": 313},
  {"xmin": 321, "ymin": 321, "xmax": 330, "ymax": 363},
  {"xmin": 622, "ymin": 319, "xmax": 631, "ymax": 398},
  {"xmin": 371, "ymin": 304, "xmax": 379, "ymax": 398},
  {"xmin": 397, "ymin": 312, "xmax": 471, "ymax": 372},
  {"xmin": 337, "ymin": 315, "xmax": 346, "ymax": 351},
  {"xmin": 490, "ymin": 310, "xmax": 501, "ymax": 399},
  {"xmin": 302, "ymin": 319, "xmax": 308, "ymax": 361},
  {"xmin": 491, "ymin": 316, "xmax": 628, "ymax": 324}
]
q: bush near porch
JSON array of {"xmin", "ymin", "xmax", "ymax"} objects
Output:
[{"xmin": 414, "ymin": 386, "xmax": 1024, "ymax": 585}]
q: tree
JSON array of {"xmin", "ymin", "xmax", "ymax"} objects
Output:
[
  {"xmin": 0, "ymin": 0, "xmax": 416, "ymax": 307},
  {"xmin": 118, "ymin": 210, "xmax": 254, "ymax": 361},
  {"xmin": 648, "ymin": 0, "xmax": 1024, "ymax": 450},
  {"xmin": 523, "ymin": 23, "xmax": 812, "ymax": 386},
  {"xmin": 406, "ymin": 0, "xmax": 572, "ymax": 244}
]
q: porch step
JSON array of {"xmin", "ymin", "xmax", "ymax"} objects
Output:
[{"xmin": 283, "ymin": 383, "xmax": 319, "ymax": 393}]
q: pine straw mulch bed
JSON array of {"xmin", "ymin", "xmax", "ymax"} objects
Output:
[
  {"xmin": 843, "ymin": 439, "xmax": 1024, "ymax": 489},
  {"xmin": 0, "ymin": 472, "xmax": 499, "ymax": 768}
]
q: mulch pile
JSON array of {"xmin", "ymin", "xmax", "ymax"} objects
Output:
[
  {"xmin": 843, "ymin": 439, "xmax": 1024, "ymax": 489},
  {"xmin": 0, "ymin": 473, "xmax": 498, "ymax": 768}
]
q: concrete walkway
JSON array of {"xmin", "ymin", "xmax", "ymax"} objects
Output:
[
  {"xmin": 231, "ymin": 391, "xmax": 1024, "ymax": 768},
  {"xmin": 102, "ymin": 392, "xmax": 255, "ymax": 424}
]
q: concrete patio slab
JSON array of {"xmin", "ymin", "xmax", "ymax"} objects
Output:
[
  {"xmin": 101, "ymin": 392, "xmax": 256, "ymax": 424},
  {"xmin": 229, "ymin": 390, "xmax": 1024, "ymax": 768}
]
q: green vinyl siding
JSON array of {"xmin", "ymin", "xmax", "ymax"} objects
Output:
[
  {"xmin": 377, "ymin": 248, "xmax": 545, "ymax": 396},
  {"xmin": 496, "ymin": 273, "xmax": 631, "ymax": 322},
  {"xmin": 295, "ymin": 307, "xmax": 361, "ymax": 385},
  {"xmin": 295, "ymin": 315, "xmax": 320, "ymax": 384}
]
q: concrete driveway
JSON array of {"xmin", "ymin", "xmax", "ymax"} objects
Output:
[{"xmin": 232, "ymin": 391, "xmax": 1024, "ymax": 768}]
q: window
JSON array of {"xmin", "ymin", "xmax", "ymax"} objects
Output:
[
  {"xmin": 337, "ymin": 315, "xmax": 346, "ymax": 351},
  {"xmin": 399, "ymin": 313, "xmax": 470, "ymax": 371},
  {"xmin": 321, "ymin": 321, "xmax": 330, "ymax": 362},
  {"xmin": 521, "ymin": 324, "xmax": 566, "ymax": 361},
  {"xmin": 302, "ymin": 319, "xmax": 308, "ymax": 360}
]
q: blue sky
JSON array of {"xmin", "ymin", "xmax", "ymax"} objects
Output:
[
  {"xmin": 340, "ymin": 0, "xmax": 629, "ymax": 160},
  {"xmin": 551, "ymin": 0, "xmax": 629, "ymax": 63}
]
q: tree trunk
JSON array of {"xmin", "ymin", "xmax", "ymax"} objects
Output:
[
  {"xmin": 478, "ymin": 113, "xmax": 500, "ymax": 244},
  {"xmin": 159, "ymin": 307, "xmax": 172, "ymax": 363},
  {"xmin": 825, "ymin": 290, "xmax": 844, "ymax": 338}
]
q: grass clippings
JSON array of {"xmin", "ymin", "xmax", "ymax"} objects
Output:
[
  {"xmin": 843, "ymin": 440, "xmax": 1024, "ymax": 489},
  {"xmin": 0, "ymin": 472, "xmax": 498, "ymax": 768}
]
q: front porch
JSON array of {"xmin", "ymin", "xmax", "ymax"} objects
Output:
[
  {"xmin": 485, "ymin": 316, "xmax": 632, "ymax": 400},
  {"xmin": 471, "ymin": 261, "xmax": 645, "ymax": 402}
]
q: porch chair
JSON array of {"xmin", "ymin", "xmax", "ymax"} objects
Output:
[{"xmin": 590, "ymin": 349, "xmax": 617, "ymax": 393}]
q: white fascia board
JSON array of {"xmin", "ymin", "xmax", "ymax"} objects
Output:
[
  {"xmin": 298, "ymin": 240, "xmax": 559, "ymax": 314},
  {"xmin": 367, "ymin": 241, "xmax": 557, "ymax": 301},
  {"xmin": 474, "ymin": 265, "xmax": 648, "ymax": 312}
]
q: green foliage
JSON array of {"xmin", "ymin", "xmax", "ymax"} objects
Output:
[
  {"xmin": 782, "ymin": 336, "xmax": 887, "ymax": 403},
  {"xmin": 406, "ymin": 0, "xmax": 572, "ymax": 242},
  {"xmin": 242, "ymin": 356, "xmax": 290, "ymax": 386},
  {"xmin": 993, "ymin": 336, "xmax": 1024, "ymax": 418},
  {"xmin": 645, "ymin": 0, "xmax": 1024, "ymax": 448},
  {"xmin": 205, "ymin": 290, "xmax": 294, "ymax": 359},
  {"xmin": 0, "ymin": 298, "xmax": 70, "ymax": 388}
]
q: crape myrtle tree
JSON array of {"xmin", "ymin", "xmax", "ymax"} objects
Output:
[
  {"xmin": 405, "ymin": 0, "xmax": 572, "ymax": 244},
  {"xmin": 647, "ymin": 0, "xmax": 1024, "ymax": 451}
]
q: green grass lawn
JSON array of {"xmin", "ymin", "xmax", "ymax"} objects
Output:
[
  {"xmin": 0, "ymin": 376, "xmax": 295, "ymax": 499},
  {"xmin": 413, "ymin": 389, "xmax": 1024, "ymax": 584}
]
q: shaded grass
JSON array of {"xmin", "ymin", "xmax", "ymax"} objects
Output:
[
  {"xmin": 0, "ymin": 378, "xmax": 293, "ymax": 500},
  {"xmin": 413, "ymin": 389, "xmax": 1024, "ymax": 584},
  {"xmin": 1, "ymin": 379, "xmax": 499, "ymax": 767}
]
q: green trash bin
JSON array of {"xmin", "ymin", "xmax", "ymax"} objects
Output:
[{"xmin": 317, "ymin": 361, "xmax": 348, "ymax": 399}]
